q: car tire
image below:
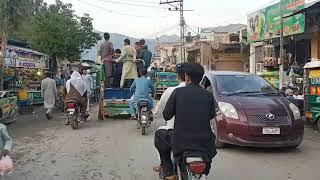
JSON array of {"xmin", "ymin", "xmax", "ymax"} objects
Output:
[{"xmin": 317, "ymin": 119, "xmax": 320, "ymax": 131}]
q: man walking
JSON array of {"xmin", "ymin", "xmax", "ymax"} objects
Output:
[
  {"xmin": 99, "ymin": 33, "xmax": 114, "ymax": 87},
  {"xmin": 41, "ymin": 72, "xmax": 57, "ymax": 119}
]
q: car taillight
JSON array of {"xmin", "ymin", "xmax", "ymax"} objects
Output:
[
  {"xmin": 188, "ymin": 162, "xmax": 206, "ymax": 174},
  {"xmin": 67, "ymin": 103, "xmax": 75, "ymax": 109}
]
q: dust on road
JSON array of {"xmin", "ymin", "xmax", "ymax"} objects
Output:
[{"xmin": 4, "ymin": 105, "xmax": 320, "ymax": 180}]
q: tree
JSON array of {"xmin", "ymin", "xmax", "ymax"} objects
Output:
[
  {"xmin": 19, "ymin": 0, "xmax": 101, "ymax": 64},
  {"xmin": 0, "ymin": 0, "xmax": 33, "ymax": 90}
]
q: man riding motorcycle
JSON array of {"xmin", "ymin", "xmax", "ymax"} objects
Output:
[
  {"xmin": 155, "ymin": 63, "xmax": 217, "ymax": 180},
  {"xmin": 65, "ymin": 71, "xmax": 88, "ymax": 124},
  {"xmin": 129, "ymin": 69, "xmax": 154, "ymax": 120},
  {"xmin": 153, "ymin": 63, "xmax": 186, "ymax": 174}
]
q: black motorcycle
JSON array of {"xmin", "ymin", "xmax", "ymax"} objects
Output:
[{"xmin": 137, "ymin": 100, "xmax": 152, "ymax": 135}]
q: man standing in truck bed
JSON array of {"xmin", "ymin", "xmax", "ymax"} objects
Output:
[{"xmin": 99, "ymin": 33, "xmax": 114, "ymax": 88}]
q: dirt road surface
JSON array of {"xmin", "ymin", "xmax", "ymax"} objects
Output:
[{"xmin": 4, "ymin": 105, "xmax": 320, "ymax": 180}]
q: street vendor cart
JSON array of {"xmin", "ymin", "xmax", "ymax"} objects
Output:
[{"xmin": 303, "ymin": 61, "xmax": 320, "ymax": 130}]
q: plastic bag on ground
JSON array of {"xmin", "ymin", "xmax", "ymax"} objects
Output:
[{"xmin": 0, "ymin": 156, "xmax": 13, "ymax": 175}]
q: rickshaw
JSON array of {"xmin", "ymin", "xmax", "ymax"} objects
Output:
[
  {"xmin": 303, "ymin": 61, "xmax": 320, "ymax": 130},
  {"xmin": 153, "ymin": 72, "xmax": 178, "ymax": 99}
]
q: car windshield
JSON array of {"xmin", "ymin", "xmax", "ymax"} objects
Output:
[{"xmin": 215, "ymin": 75, "xmax": 278, "ymax": 96}]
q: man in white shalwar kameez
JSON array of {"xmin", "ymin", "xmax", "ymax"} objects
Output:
[
  {"xmin": 41, "ymin": 72, "xmax": 57, "ymax": 119},
  {"xmin": 152, "ymin": 63, "xmax": 186, "ymax": 175},
  {"xmin": 82, "ymin": 69, "xmax": 93, "ymax": 113}
]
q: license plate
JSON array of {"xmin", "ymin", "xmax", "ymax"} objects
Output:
[
  {"xmin": 67, "ymin": 109, "xmax": 75, "ymax": 112},
  {"xmin": 141, "ymin": 115, "xmax": 147, "ymax": 120},
  {"xmin": 141, "ymin": 120, "xmax": 147, "ymax": 124},
  {"xmin": 263, "ymin": 127, "xmax": 280, "ymax": 135}
]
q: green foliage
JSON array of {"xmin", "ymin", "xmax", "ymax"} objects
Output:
[
  {"xmin": 18, "ymin": 0, "xmax": 101, "ymax": 61},
  {"xmin": 0, "ymin": 0, "xmax": 33, "ymax": 34}
]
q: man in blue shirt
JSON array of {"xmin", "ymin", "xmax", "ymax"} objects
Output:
[{"xmin": 129, "ymin": 69, "xmax": 154, "ymax": 119}]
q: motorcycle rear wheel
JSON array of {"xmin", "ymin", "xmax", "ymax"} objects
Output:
[
  {"xmin": 141, "ymin": 126, "xmax": 146, "ymax": 135},
  {"xmin": 71, "ymin": 116, "xmax": 79, "ymax": 129}
]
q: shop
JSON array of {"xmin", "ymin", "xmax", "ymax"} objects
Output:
[
  {"xmin": 3, "ymin": 45, "xmax": 49, "ymax": 105},
  {"xmin": 248, "ymin": 0, "xmax": 311, "ymax": 90}
]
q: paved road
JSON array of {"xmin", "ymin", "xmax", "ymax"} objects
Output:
[{"xmin": 4, "ymin": 105, "xmax": 320, "ymax": 180}]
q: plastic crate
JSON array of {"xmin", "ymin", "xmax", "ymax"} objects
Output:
[{"xmin": 104, "ymin": 88, "xmax": 132, "ymax": 100}]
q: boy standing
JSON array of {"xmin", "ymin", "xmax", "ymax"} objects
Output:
[{"xmin": 0, "ymin": 123, "xmax": 12, "ymax": 157}]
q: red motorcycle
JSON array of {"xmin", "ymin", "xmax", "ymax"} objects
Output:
[{"xmin": 65, "ymin": 100, "xmax": 87, "ymax": 129}]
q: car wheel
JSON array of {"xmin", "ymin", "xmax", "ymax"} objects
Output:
[
  {"xmin": 212, "ymin": 120, "xmax": 225, "ymax": 148},
  {"xmin": 317, "ymin": 119, "xmax": 320, "ymax": 131}
]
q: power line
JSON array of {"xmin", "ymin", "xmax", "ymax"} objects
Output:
[
  {"xmin": 95, "ymin": 0, "xmax": 165, "ymax": 9},
  {"xmin": 77, "ymin": 0, "xmax": 157, "ymax": 18},
  {"xmin": 120, "ymin": 0, "xmax": 159, "ymax": 4}
]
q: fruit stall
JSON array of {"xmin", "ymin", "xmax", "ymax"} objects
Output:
[{"xmin": 3, "ymin": 45, "xmax": 49, "ymax": 107}]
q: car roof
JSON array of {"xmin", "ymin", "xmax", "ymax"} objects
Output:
[{"xmin": 206, "ymin": 71, "xmax": 253, "ymax": 77}]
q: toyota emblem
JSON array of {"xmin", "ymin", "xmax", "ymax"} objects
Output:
[{"xmin": 266, "ymin": 113, "xmax": 275, "ymax": 120}]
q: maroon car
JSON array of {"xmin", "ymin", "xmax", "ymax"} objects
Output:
[{"xmin": 201, "ymin": 71, "xmax": 304, "ymax": 148}]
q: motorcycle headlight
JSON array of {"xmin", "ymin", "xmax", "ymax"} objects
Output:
[
  {"xmin": 218, "ymin": 102, "xmax": 239, "ymax": 119},
  {"xmin": 289, "ymin": 103, "xmax": 301, "ymax": 120}
]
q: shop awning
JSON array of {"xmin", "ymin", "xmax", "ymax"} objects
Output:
[{"xmin": 304, "ymin": 60, "xmax": 320, "ymax": 69}]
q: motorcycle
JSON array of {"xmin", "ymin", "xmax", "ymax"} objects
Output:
[
  {"xmin": 137, "ymin": 100, "xmax": 152, "ymax": 135},
  {"xmin": 65, "ymin": 100, "xmax": 87, "ymax": 129},
  {"xmin": 159, "ymin": 155, "xmax": 207, "ymax": 180}
]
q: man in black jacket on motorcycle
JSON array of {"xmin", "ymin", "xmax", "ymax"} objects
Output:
[{"xmin": 161, "ymin": 63, "xmax": 217, "ymax": 179}]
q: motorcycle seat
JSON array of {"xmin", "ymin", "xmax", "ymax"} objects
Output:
[
  {"xmin": 186, "ymin": 157, "xmax": 203, "ymax": 163},
  {"xmin": 65, "ymin": 100, "xmax": 77, "ymax": 104},
  {"xmin": 138, "ymin": 100, "xmax": 149, "ymax": 107}
]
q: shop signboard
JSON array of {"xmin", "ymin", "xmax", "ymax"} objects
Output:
[
  {"xmin": 247, "ymin": 9, "xmax": 267, "ymax": 42},
  {"xmin": 247, "ymin": 0, "xmax": 305, "ymax": 42},
  {"xmin": 16, "ymin": 60, "xmax": 40, "ymax": 68}
]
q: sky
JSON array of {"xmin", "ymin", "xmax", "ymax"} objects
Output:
[{"xmin": 44, "ymin": 0, "xmax": 317, "ymax": 39}]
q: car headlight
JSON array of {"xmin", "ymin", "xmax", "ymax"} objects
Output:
[
  {"xmin": 218, "ymin": 102, "xmax": 239, "ymax": 119},
  {"xmin": 289, "ymin": 103, "xmax": 301, "ymax": 120}
]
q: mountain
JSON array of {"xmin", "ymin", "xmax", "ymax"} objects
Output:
[
  {"xmin": 81, "ymin": 31, "xmax": 179, "ymax": 62},
  {"xmin": 201, "ymin": 24, "xmax": 247, "ymax": 33},
  {"xmin": 157, "ymin": 34, "xmax": 180, "ymax": 42}
]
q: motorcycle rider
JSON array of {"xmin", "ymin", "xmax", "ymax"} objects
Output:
[
  {"xmin": 65, "ymin": 71, "xmax": 88, "ymax": 124},
  {"xmin": 153, "ymin": 63, "xmax": 187, "ymax": 176},
  {"xmin": 160, "ymin": 63, "xmax": 217, "ymax": 179},
  {"xmin": 129, "ymin": 69, "xmax": 154, "ymax": 120}
]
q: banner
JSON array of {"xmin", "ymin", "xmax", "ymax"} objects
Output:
[{"xmin": 247, "ymin": 0, "xmax": 305, "ymax": 42}]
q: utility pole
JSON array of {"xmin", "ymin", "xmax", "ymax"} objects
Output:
[
  {"xmin": 279, "ymin": 0, "xmax": 284, "ymax": 89},
  {"xmin": 160, "ymin": 0, "xmax": 186, "ymax": 62}
]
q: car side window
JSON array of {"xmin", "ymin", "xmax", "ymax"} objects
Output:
[{"xmin": 203, "ymin": 77, "xmax": 214, "ymax": 94}]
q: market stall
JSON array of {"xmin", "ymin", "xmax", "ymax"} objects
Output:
[
  {"xmin": 3, "ymin": 45, "xmax": 49, "ymax": 107},
  {"xmin": 0, "ymin": 91, "xmax": 18, "ymax": 124}
]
